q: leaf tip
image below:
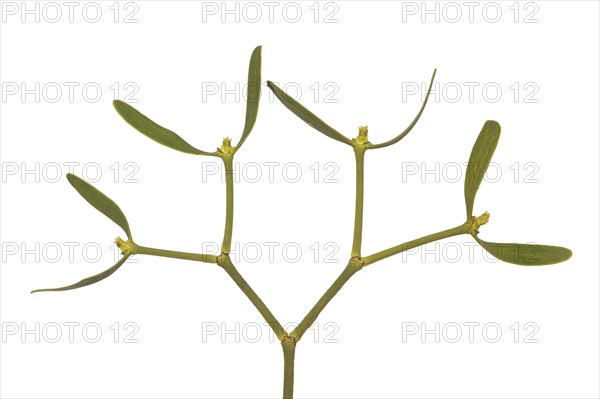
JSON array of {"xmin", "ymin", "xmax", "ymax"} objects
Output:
[
  {"xmin": 112, "ymin": 99, "xmax": 125, "ymax": 110},
  {"xmin": 66, "ymin": 173, "xmax": 80, "ymax": 188},
  {"xmin": 31, "ymin": 288, "xmax": 54, "ymax": 294},
  {"xmin": 484, "ymin": 120, "xmax": 501, "ymax": 133}
]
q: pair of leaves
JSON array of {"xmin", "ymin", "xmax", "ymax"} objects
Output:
[
  {"xmin": 267, "ymin": 69, "xmax": 437, "ymax": 148},
  {"xmin": 463, "ymin": 121, "xmax": 572, "ymax": 266},
  {"xmin": 113, "ymin": 45, "xmax": 262, "ymax": 155},
  {"xmin": 32, "ymin": 174, "xmax": 133, "ymax": 293}
]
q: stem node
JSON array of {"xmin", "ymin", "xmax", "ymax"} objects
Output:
[{"xmin": 349, "ymin": 256, "xmax": 366, "ymax": 269}]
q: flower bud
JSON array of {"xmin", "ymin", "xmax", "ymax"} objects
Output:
[
  {"xmin": 115, "ymin": 236, "xmax": 137, "ymax": 255},
  {"xmin": 355, "ymin": 126, "xmax": 369, "ymax": 145},
  {"xmin": 219, "ymin": 137, "xmax": 234, "ymax": 154}
]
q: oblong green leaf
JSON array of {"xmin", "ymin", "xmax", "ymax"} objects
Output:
[
  {"xmin": 464, "ymin": 120, "xmax": 501, "ymax": 219},
  {"xmin": 31, "ymin": 255, "xmax": 130, "ymax": 293},
  {"xmin": 369, "ymin": 69, "xmax": 437, "ymax": 149},
  {"xmin": 113, "ymin": 100, "xmax": 217, "ymax": 156},
  {"xmin": 235, "ymin": 45, "xmax": 262, "ymax": 152},
  {"xmin": 474, "ymin": 236, "xmax": 572, "ymax": 266},
  {"xmin": 267, "ymin": 81, "xmax": 353, "ymax": 146},
  {"xmin": 67, "ymin": 173, "xmax": 132, "ymax": 239}
]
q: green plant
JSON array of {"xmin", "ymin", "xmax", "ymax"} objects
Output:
[{"xmin": 33, "ymin": 46, "xmax": 572, "ymax": 398}]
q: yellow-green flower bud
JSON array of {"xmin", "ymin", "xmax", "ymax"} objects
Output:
[
  {"xmin": 470, "ymin": 211, "xmax": 490, "ymax": 234},
  {"xmin": 115, "ymin": 236, "xmax": 137, "ymax": 255},
  {"xmin": 219, "ymin": 137, "xmax": 234, "ymax": 154},
  {"xmin": 355, "ymin": 126, "xmax": 369, "ymax": 145}
]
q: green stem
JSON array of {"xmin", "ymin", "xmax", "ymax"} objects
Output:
[
  {"xmin": 362, "ymin": 222, "xmax": 470, "ymax": 265},
  {"xmin": 291, "ymin": 222, "xmax": 471, "ymax": 341},
  {"xmin": 217, "ymin": 151, "xmax": 287, "ymax": 340},
  {"xmin": 218, "ymin": 255, "xmax": 287, "ymax": 340},
  {"xmin": 282, "ymin": 338, "xmax": 296, "ymax": 399},
  {"xmin": 351, "ymin": 146, "xmax": 366, "ymax": 258},
  {"xmin": 290, "ymin": 259, "xmax": 364, "ymax": 341},
  {"xmin": 222, "ymin": 154, "xmax": 234, "ymax": 254},
  {"xmin": 136, "ymin": 246, "xmax": 217, "ymax": 263}
]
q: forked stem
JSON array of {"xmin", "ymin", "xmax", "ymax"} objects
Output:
[
  {"xmin": 200, "ymin": 134, "xmax": 474, "ymax": 398},
  {"xmin": 216, "ymin": 149, "xmax": 286, "ymax": 339},
  {"xmin": 290, "ymin": 222, "xmax": 473, "ymax": 342}
]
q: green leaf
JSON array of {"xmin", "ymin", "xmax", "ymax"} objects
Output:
[
  {"xmin": 464, "ymin": 120, "xmax": 501, "ymax": 219},
  {"xmin": 113, "ymin": 100, "xmax": 217, "ymax": 156},
  {"xmin": 31, "ymin": 255, "xmax": 130, "ymax": 293},
  {"xmin": 474, "ymin": 236, "xmax": 572, "ymax": 266},
  {"xmin": 369, "ymin": 69, "xmax": 437, "ymax": 149},
  {"xmin": 67, "ymin": 173, "xmax": 132, "ymax": 239},
  {"xmin": 235, "ymin": 45, "xmax": 262, "ymax": 152},
  {"xmin": 267, "ymin": 81, "xmax": 353, "ymax": 146}
]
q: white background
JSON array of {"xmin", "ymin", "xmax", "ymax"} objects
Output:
[{"xmin": 1, "ymin": 1, "xmax": 599, "ymax": 398}]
